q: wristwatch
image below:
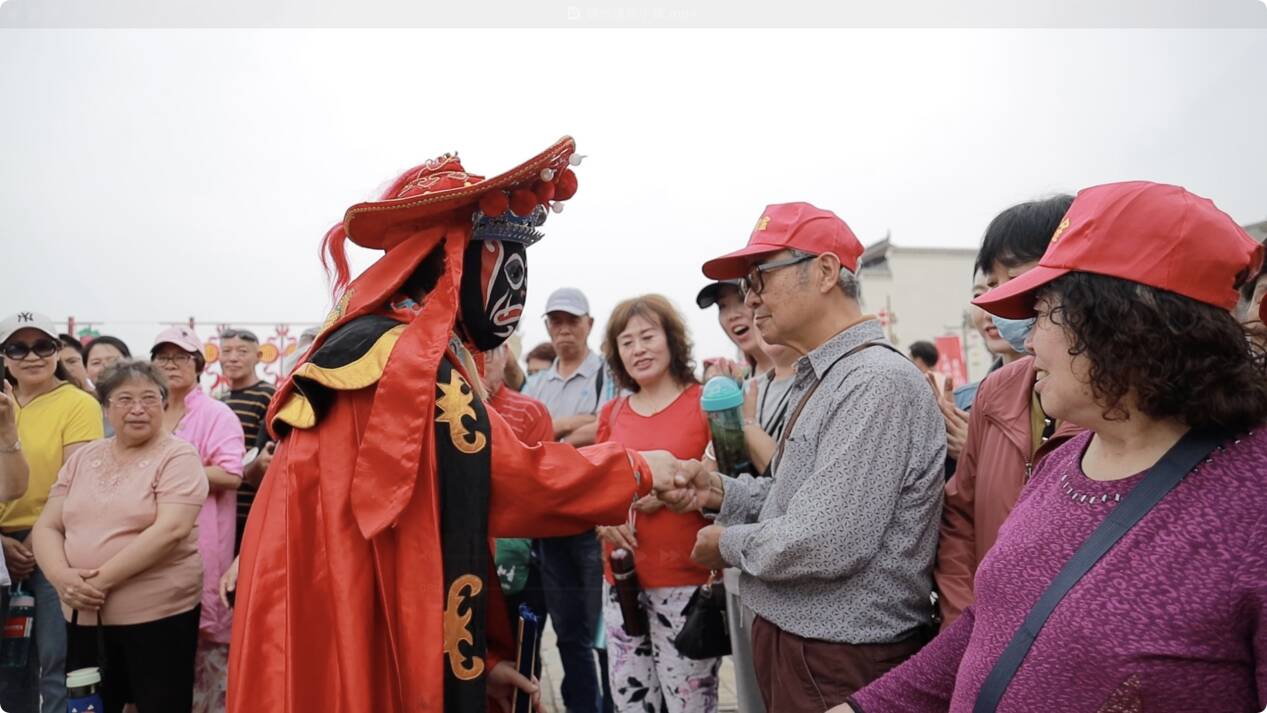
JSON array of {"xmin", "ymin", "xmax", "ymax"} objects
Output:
[{"xmin": 0, "ymin": 439, "xmax": 20, "ymax": 454}]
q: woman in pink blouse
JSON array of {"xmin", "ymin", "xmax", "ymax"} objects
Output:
[
  {"xmin": 33, "ymin": 360, "xmax": 208, "ymax": 712},
  {"xmin": 150, "ymin": 327, "xmax": 244, "ymax": 713}
]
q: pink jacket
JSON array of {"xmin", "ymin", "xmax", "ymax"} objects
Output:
[
  {"xmin": 175, "ymin": 387, "xmax": 245, "ymax": 643},
  {"xmin": 934, "ymin": 356, "xmax": 1083, "ymax": 628}
]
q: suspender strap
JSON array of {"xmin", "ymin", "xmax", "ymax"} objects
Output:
[{"xmin": 972, "ymin": 428, "xmax": 1228, "ymax": 712}]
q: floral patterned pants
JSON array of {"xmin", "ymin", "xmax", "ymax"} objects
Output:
[
  {"xmin": 191, "ymin": 638, "xmax": 228, "ymax": 713},
  {"xmin": 603, "ymin": 583, "xmax": 721, "ymax": 713}
]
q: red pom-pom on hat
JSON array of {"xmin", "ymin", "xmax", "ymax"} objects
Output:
[
  {"xmin": 533, "ymin": 180, "xmax": 556, "ymax": 203},
  {"xmin": 480, "ymin": 190, "xmax": 510, "ymax": 217},
  {"xmin": 510, "ymin": 189, "xmax": 538, "ymax": 217},
  {"xmin": 554, "ymin": 169, "xmax": 578, "ymax": 201}
]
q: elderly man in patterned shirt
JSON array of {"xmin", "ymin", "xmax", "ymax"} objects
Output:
[{"xmin": 675, "ymin": 202, "xmax": 946, "ymax": 711}]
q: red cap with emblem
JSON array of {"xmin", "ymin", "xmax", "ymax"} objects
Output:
[
  {"xmin": 701, "ymin": 202, "xmax": 864, "ymax": 280},
  {"xmin": 974, "ymin": 181, "xmax": 1264, "ymax": 319}
]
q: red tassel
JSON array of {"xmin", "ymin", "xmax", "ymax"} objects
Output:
[{"xmin": 319, "ymin": 222, "xmax": 352, "ymax": 296}]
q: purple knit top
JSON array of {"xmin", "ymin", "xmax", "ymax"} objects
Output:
[{"xmin": 851, "ymin": 428, "xmax": 1267, "ymax": 713}]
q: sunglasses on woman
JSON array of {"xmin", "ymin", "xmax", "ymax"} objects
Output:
[{"xmin": 2, "ymin": 338, "xmax": 61, "ymax": 361}]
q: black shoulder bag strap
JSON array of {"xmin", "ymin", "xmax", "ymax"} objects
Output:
[
  {"xmin": 973, "ymin": 428, "xmax": 1228, "ymax": 713},
  {"xmin": 594, "ymin": 366, "xmax": 605, "ymax": 413}
]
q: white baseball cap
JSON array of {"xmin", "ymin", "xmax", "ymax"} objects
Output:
[
  {"xmin": 0, "ymin": 312, "xmax": 60, "ymax": 346},
  {"xmin": 543, "ymin": 287, "xmax": 590, "ymax": 317}
]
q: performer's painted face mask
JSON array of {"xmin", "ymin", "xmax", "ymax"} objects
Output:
[{"xmin": 459, "ymin": 206, "xmax": 544, "ymax": 350}]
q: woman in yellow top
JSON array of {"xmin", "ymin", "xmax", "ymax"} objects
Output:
[{"xmin": 0, "ymin": 311, "xmax": 104, "ymax": 713}]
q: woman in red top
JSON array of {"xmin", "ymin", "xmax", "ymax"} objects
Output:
[{"xmin": 596, "ymin": 294, "xmax": 720, "ymax": 713}]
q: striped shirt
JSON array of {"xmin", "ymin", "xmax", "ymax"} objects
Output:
[
  {"xmin": 221, "ymin": 380, "xmax": 275, "ymax": 554},
  {"xmin": 222, "ymin": 381, "xmax": 275, "ymax": 450},
  {"xmin": 487, "ymin": 386, "xmax": 553, "ymax": 447}
]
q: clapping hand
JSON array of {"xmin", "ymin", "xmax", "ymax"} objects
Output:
[
  {"xmin": 928, "ymin": 373, "xmax": 968, "ymax": 461},
  {"xmin": 0, "ymin": 380, "xmax": 17, "ymax": 443},
  {"xmin": 702, "ymin": 358, "xmax": 748, "ymax": 382}
]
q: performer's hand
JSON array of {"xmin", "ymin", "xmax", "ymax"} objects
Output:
[
  {"xmin": 661, "ymin": 461, "xmax": 721, "ymax": 513},
  {"xmin": 219, "ymin": 556, "xmax": 240, "ymax": 608},
  {"xmin": 487, "ymin": 659, "xmax": 542, "ymax": 713},
  {"xmin": 827, "ymin": 704, "xmax": 857, "ymax": 713},
  {"xmin": 597, "ymin": 524, "xmax": 638, "ymax": 551},
  {"xmin": 639, "ymin": 449, "xmax": 685, "ymax": 495},
  {"xmin": 690, "ymin": 525, "xmax": 728, "ymax": 570}
]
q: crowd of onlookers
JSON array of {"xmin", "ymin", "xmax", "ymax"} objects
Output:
[{"xmin": 1, "ymin": 180, "xmax": 1266, "ymax": 713}]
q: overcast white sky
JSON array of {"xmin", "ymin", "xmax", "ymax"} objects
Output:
[{"xmin": 2, "ymin": 29, "xmax": 1265, "ymax": 361}]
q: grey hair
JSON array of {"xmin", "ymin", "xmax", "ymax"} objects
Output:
[
  {"xmin": 95, "ymin": 359, "xmax": 170, "ymax": 406},
  {"xmin": 789, "ymin": 249, "xmax": 863, "ymax": 301}
]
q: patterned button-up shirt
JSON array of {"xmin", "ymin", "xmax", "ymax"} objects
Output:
[{"xmin": 718, "ymin": 317, "xmax": 946, "ymax": 644}]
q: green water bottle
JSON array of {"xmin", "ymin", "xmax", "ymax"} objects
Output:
[{"xmin": 701, "ymin": 376, "xmax": 750, "ymax": 476}]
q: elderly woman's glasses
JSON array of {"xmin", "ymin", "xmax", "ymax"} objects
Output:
[
  {"xmin": 2, "ymin": 339, "xmax": 60, "ymax": 361},
  {"xmin": 109, "ymin": 394, "xmax": 163, "ymax": 410},
  {"xmin": 152, "ymin": 353, "xmax": 195, "ymax": 366},
  {"xmin": 739, "ymin": 255, "xmax": 817, "ymax": 297}
]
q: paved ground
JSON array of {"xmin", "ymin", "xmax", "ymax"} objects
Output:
[{"xmin": 537, "ymin": 621, "xmax": 739, "ymax": 712}]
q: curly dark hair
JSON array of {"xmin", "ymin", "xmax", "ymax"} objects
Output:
[
  {"xmin": 1036, "ymin": 272, "xmax": 1267, "ymax": 432},
  {"xmin": 603, "ymin": 294, "xmax": 698, "ymax": 393}
]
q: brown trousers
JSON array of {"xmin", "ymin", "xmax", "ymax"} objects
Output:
[{"xmin": 750, "ymin": 615, "xmax": 925, "ymax": 712}]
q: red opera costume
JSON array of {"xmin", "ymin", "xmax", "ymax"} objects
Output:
[{"xmin": 227, "ymin": 137, "xmax": 650, "ymax": 712}]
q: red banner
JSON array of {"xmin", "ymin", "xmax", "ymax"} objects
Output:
[{"xmin": 934, "ymin": 335, "xmax": 968, "ymax": 389}]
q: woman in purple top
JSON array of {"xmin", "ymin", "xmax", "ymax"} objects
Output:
[{"xmin": 838, "ymin": 181, "xmax": 1267, "ymax": 713}]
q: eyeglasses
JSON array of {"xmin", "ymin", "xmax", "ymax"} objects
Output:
[
  {"xmin": 152, "ymin": 353, "xmax": 195, "ymax": 366},
  {"xmin": 219, "ymin": 329, "xmax": 259, "ymax": 343},
  {"xmin": 739, "ymin": 254, "xmax": 817, "ymax": 297},
  {"xmin": 108, "ymin": 394, "xmax": 164, "ymax": 410},
  {"xmin": 2, "ymin": 339, "xmax": 60, "ymax": 361}
]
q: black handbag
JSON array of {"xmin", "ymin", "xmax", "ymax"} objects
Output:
[{"xmin": 673, "ymin": 572, "xmax": 732, "ymax": 660}]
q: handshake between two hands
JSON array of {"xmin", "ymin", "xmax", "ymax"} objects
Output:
[
  {"xmin": 598, "ymin": 451, "xmax": 730, "ymax": 570},
  {"xmin": 639, "ymin": 450, "xmax": 723, "ymax": 514}
]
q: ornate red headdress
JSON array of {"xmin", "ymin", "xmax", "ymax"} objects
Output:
[
  {"xmin": 320, "ymin": 137, "xmax": 581, "ymax": 294},
  {"xmin": 271, "ymin": 136, "xmax": 581, "ymax": 538}
]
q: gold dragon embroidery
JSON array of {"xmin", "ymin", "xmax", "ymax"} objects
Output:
[
  {"xmin": 442, "ymin": 574, "xmax": 485, "ymax": 681},
  {"xmin": 435, "ymin": 370, "xmax": 487, "ymax": 454}
]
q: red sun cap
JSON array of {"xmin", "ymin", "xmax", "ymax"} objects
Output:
[
  {"xmin": 974, "ymin": 181, "xmax": 1264, "ymax": 319},
  {"xmin": 702, "ymin": 202, "xmax": 864, "ymax": 280}
]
